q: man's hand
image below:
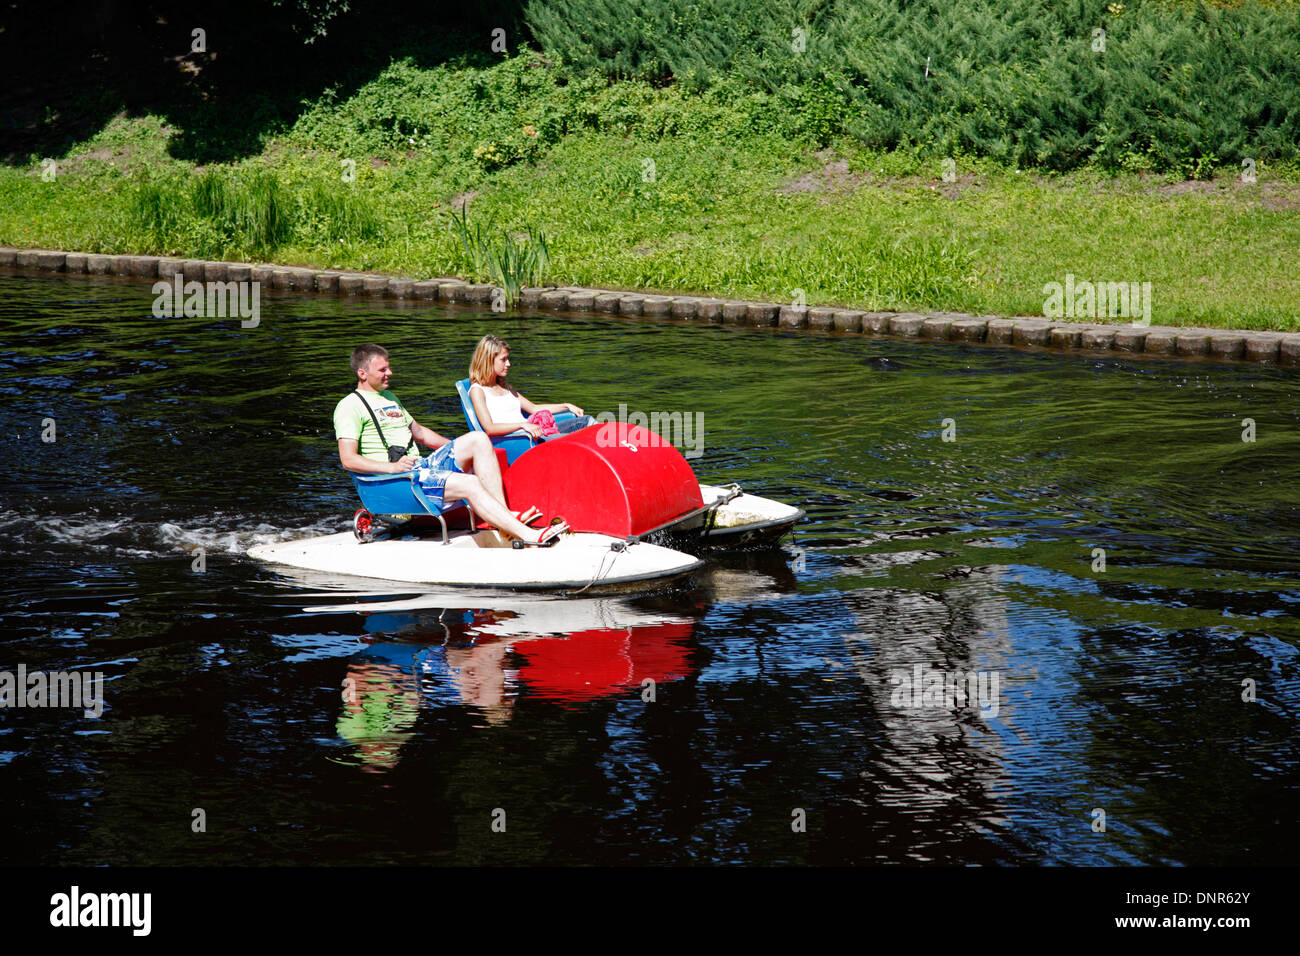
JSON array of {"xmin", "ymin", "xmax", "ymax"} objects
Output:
[{"xmin": 391, "ymin": 454, "xmax": 419, "ymax": 473}]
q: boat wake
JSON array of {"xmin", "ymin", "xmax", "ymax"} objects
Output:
[{"xmin": 0, "ymin": 508, "xmax": 341, "ymax": 560}]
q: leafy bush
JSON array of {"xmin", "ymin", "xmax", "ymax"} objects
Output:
[{"xmin": 524, "ymin": 0, "xmax": 1300, "ymax": 171}]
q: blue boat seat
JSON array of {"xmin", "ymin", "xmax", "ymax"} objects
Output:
[
  {"xmin": 349, "ymin": 469, "xmax": 461, "ymax": 517},
  {"xmin": 348, "ymin": 469, "xmax": 470, "ymax": 544}
]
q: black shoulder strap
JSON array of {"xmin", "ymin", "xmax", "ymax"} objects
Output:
[{"xmin": 353, "ymin": 390, "xmax": 413, "ymax": 452}]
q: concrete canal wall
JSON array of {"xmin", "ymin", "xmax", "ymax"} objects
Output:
[{"xmin": 3, "ymin": 246, "xmax": 1298, "ymax": 367}]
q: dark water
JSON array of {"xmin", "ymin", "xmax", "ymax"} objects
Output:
[{"xmin": 1, "ymin": 270, "xmax": 1297, "ymax": 866}]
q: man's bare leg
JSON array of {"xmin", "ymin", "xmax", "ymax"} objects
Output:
[{"xmin": 451, "ymin": 433, "xmax": 508, "ymax": 505}]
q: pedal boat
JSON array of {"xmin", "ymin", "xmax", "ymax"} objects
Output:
[{"xmin": 248, "ymin": 411, "xmax": 802, "ymax": 593}]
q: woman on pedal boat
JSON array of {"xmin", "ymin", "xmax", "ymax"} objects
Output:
[{"xmin": 467, "ymin": 334, "xmax": 595, "ymax": 442}]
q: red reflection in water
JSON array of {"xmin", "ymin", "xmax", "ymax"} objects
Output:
[{"xmin": 507, "ymin": 622, "xmax": 695, "ymax": 702}]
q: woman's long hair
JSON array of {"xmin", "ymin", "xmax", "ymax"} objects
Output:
[{"xmin": 469, "ymin": 334, "xmax": 509, "ymax": 386}]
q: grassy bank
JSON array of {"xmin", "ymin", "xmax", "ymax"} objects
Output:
[{"xmin": 4, "ymin": 54, "xmax": 1298, "ymax": 330}]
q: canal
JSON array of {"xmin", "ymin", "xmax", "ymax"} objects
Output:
[{"xmin": 1, "ymin": 270, "xmax": 1297, "ymax": 865}]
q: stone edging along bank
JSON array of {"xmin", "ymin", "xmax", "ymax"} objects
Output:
[{"xmin": 4, "ymin": 246, "xmax": 1299, "ymax": 368}]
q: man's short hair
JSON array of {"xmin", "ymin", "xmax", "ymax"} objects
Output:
[{"xmin": 351, "ymin": 344, "xmax": 388, "ymax": 374}]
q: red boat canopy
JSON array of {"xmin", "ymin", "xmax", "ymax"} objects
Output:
[{"xmin": 503, "ymin": 423, "xmax": 704, "ymax": 537}]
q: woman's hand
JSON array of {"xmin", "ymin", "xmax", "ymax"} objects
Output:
[
  {"xmin": 521, "ymin": 423, "xmax": 543, "ymax": 440},
  {"xmin": 564, "ymin": 403, "xmax": 584, "ymax": 416}
]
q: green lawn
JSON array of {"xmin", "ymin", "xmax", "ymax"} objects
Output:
[{"xmin": 4, "ymin": 111, "xmax": 1298, "ymax": 330}]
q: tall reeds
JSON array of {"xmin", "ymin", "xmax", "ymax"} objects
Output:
[
  {"xmin": 450, "ymin": 204, "xmax": 551, "ymax": 305},
  {"xmin": 127, "ymin": 165, "xmax": 381, "ymax": 259}
]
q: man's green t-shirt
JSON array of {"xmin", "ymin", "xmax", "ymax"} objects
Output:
[{"xmin": 333, "ymin": 389, "xmax": 416, "ymax": 462}]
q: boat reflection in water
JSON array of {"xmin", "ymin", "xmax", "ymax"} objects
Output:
[{"xmin": 317, "ymin": 594, "xmax": 700, "ymax": 772}]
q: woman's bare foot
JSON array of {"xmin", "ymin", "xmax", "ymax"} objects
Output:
[
  {"xmin": 536, "ymin": 519, "xmax": 569, "ymax": 545},
  {"xmin": 508, "ymin": 518, "xmax": 569, "ymax": 548}
]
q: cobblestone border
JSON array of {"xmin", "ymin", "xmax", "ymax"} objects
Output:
[{"xmin": 4, "ymin": 246, "xmax": 1297, "ymax": 367}]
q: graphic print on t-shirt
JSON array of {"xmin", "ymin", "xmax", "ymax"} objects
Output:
[{"xmin": 333, "ymin": 389, "xmax": 415, "ymax": 462}]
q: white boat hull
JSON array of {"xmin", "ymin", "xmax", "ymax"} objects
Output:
[
  {"xmin": 247, "ymin": 529, "xmax": 702, "ymax": 592},
  {"xmin": 687, "ymin": 484, "xmax": 805, "ymax": 546}
]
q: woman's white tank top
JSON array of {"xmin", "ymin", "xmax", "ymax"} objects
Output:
[{"xmin": 472, "ymin": 383, "xmax": 525, "ymax": 424}]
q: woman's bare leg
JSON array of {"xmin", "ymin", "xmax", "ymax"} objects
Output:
[{"xmin": 444, "ymin": 474, "xmax": 535, "ymax": 540}]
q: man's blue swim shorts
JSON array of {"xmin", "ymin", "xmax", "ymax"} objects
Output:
[{"xmin": 415, "ymin": 441, "xmax": 464, "ymax": 511}]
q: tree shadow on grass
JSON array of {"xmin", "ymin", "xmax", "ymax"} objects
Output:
[{"xmin": 0, "ymin": 0, "xmax": 527, "ymax": 166}]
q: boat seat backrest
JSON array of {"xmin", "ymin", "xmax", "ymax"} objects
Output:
[{"xmin": 455, "ymin": 378, "xmax": 484, "ymax": 433}]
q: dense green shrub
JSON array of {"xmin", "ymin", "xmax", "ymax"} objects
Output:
[
  {"xmin": 524, "ymin": 0, "xmax": 1300, "ymax": 172},
  {"xmin": 291, "ymin": 55, "xmax": 581, "ymax": 169}
]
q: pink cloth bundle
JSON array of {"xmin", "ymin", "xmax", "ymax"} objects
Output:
[{"xmin": 527, "ymin": 409, "xmax": 559, "ymax": 436}]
